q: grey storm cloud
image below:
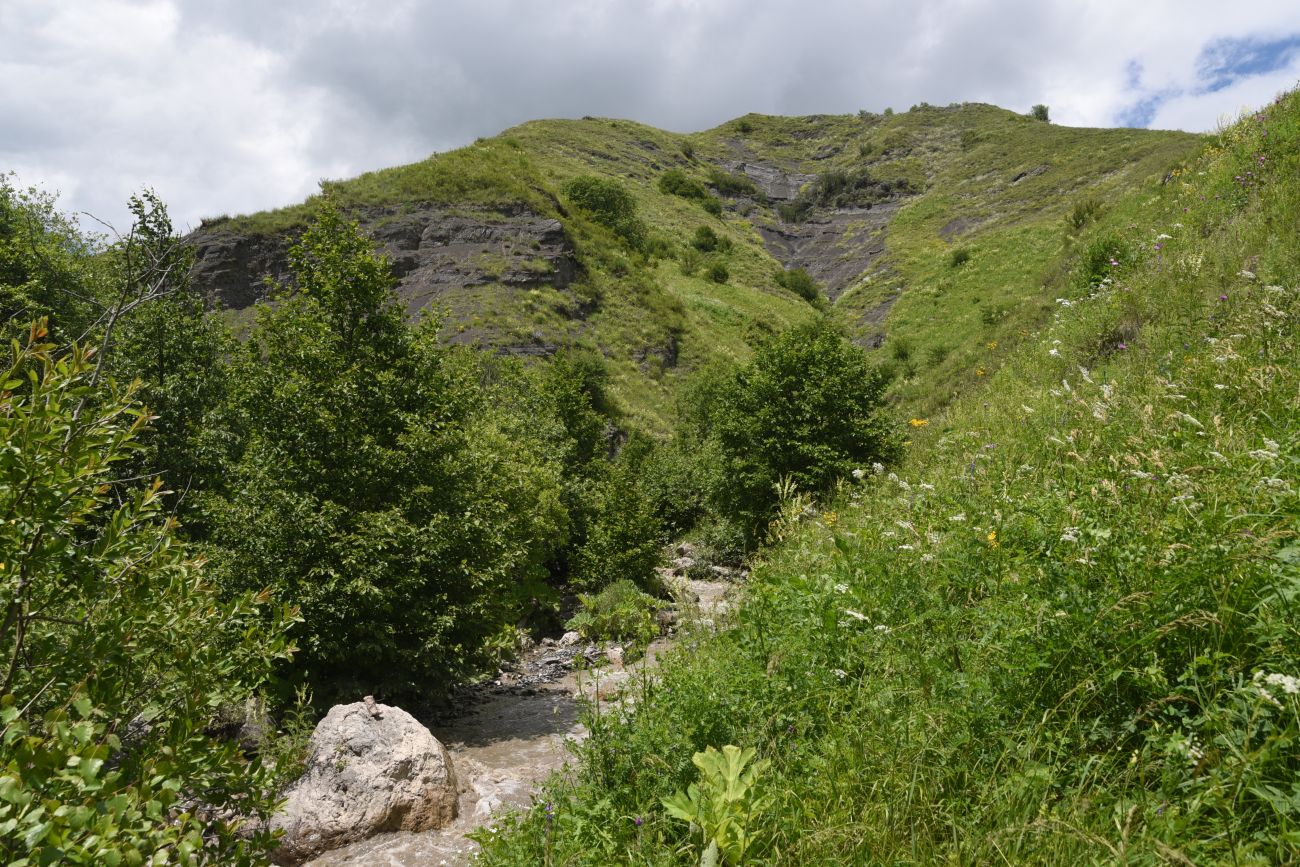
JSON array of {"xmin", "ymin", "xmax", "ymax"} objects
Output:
[{"xmin": 3, "ymin": 0, "xmax": 1298, "ymax": 232}]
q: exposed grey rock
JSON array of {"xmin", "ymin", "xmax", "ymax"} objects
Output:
[
  {"xmin": 271, "ymin": 700, "xmax": 458, "ymax": 865},
  {"xmin": 557, "ymin": 631, "xmax": 582, "ymax": 648},
  {"xmin": 187, "ymin": 205, "xmax": 577, "ymax": 317}
]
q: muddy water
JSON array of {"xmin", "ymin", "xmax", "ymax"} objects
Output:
[{"xmin": 306, "ymin": 578, "xmax": 732, "ymax": 866}]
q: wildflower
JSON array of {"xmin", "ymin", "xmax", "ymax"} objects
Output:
[
  {"xmin": 633, "ymin": 816, "xmax": 644, "ymax": 827},
  {"xmin": 976, "ymin": 367, "xmax": 986, "ymax": 376},
  {"xmin": 874, "ymin": 624, "xmax": 891, "ymax": 633},
  {"xmin": 832, "ymin": 668, "xmax": 848, "ymax": 680},
  {"xmin": 1257, "ymin": 671, "xmax": 1300, "ymax": 695},
  {"xmin": 834, "ymin": 583, "xmax": 848, "ymax": 594},
  {"xmin": 1048, "ymin": 348, "xmax": 1061, "ymax": 357},
  {"xmin": 987, "ymin": 340, "xmax": 998, "ymax": 349},
  {"xmin": 909, "ymin": 418, "xmax": 929, "ymax": 427},
  {"xmin": 1108, "ymin": 257, "xmax": 1119, "ymax": 267},
  {"xmin": 1218, "ymin": 294, "xmax": 1228, "ymax": 301},
  {"xmin": 852, "ymin": 468, "xmax": 866, "ymax": 480},
  {"xmin": 844, "ymin": 609, "xmax": 868, "ymax": 621},
  {"xmin": 987, "ymin": 530, "xmax": 999, "ymax": 548},
  {"xmin": 1239, "ymin": 270, "xmax": 1255, "ymax": 280},
  {"xmin": 949, "ymin": 513, "xmax": 966, "ymax": 522},
  {"xmin": 1059, "ymin": 527, "xmax": 1080, "ymax": 544},
  {"xmin": 823, "ymin": 511, "xmax": 838, "ymax": 527},
  {"xmin": 1156, "ymin": 233, "xmax": 1173, "ymax": 241},
  {"xmin": 872, "ymin": 462, "xmax": 885, "ymax": 474}
]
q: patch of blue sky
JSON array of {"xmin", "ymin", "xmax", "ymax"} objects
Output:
[{"xmin": 1195, "ymin": 33, "xmax": 1300, "ymax": 93}]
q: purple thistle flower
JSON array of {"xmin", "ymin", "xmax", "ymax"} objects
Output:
[{"xmin": 1219, "ymin": 294, "xmax": 1228, "ymax": 301}]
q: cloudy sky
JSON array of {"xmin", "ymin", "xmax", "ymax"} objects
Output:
[{"xmin": 3, "ymin": 1, "xmax": 1299, "ymax": 232}]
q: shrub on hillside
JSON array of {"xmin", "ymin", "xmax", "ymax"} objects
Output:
[
  {"xmin": 565, "ymin": 580, "xmax": 659, "ymax": 653},
  {"xmin": 658, "ymin": 169, "xmax": 708, "ymax": 200},
  {"xmin": 681, "ymin": 320, "xmax": 901, "ymax": 543},
  {"xmin": 1030, "ymin": 103, "xmax": 1050, "ymax": 121},
  {"xmin": 706, "ymin": 262, "xmax": 730, "ymax": 284},
  {"xmin": 563, "ymin": 175, "xmax": 646, "ymax": 249},
  {"xmin": 775, "ymin": 267, "xmax": 822, "ymax": 304}
]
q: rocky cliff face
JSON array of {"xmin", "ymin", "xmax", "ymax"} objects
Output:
[{"xmin": 188, "ymin": 204, "xmax": 577, "ymax": 319}]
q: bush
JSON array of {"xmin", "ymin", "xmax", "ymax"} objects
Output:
[
  {"xmin": 735, "ymin": 119, "xmax": 754, "ymax": 134},
  {"xmin": 706, "ymin": 263, "xmax": 730, "ymax": 284},
  {"xmin": 683, "ymin": 319, "xmax": 901, "ymax": 543},
  {"xmin": 691, "ymin": 225, "xmax": 729, "ymax": 252},
  {"xmin": 949, "ymin": 246, "xmax": 972, "ymax": 267},
  {"xmin": 775, "ymin": 267, "xmax": 822, "ymax": 304},
  {"xmin": 658, "ymin": 169, "xmax": 708, "ymax": 200},
  {"xmin": 565, "ymin": 580, "xmax": 659, "ymax": 652},
  {"xmin": 1067, "ymin": 198, "xmax": 1103, "ymax": 230},
  {"xmin": 679, "ymin": 247, "xmax": 703, "ymax": 277},
  {"xmin": 706, "ymin": 168, "xmax": 759, "ymax": 198},
  {"xmin": 0, "ymin": 322, "xmax": 293, "ymax": 863},
  {"xmin": 570, "ymin": 454, "xmax": 666, "ymax": 593},
  {"xmin": 1030, "ymin": 103, "xmax": 1050, "ymax": 122},
  {"xmin": 701, "ymin": 196, "xmax": 723, "ymax": 217},
  {"xmin": 563, "ymin": 175, "xmax": 646, "ymax": 249}
]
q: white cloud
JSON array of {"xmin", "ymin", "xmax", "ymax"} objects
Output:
[{"xmin": 2, "ymin": 0, "xmax": 1297, "ymax": 232}]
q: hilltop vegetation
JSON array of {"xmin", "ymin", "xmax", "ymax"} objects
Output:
[{"xmin": 480, "ymin": 92, "xmax": 1300, "ymax": 863}]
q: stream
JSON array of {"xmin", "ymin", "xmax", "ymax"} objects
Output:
[{"xmin": 306, "ymin": 576, "xmax": 734, "ymax": 866}]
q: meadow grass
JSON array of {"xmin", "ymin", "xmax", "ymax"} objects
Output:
[{"xmin": 477, "ymin": 92, "xmax": 1300, "ymax": 865}]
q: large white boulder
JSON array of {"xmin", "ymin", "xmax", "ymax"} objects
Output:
[{"xmin": 271, "ymin": 698, "xmax": 458, "ymax": 864}]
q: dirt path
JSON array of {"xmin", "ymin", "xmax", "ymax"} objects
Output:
[{"xmin": 306, "ymin": 576, "xmax": 734, "ymax": 866}]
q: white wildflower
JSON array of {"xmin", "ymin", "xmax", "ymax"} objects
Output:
[
  {"xmin": 852, "ymin": 468, "xmax": 866, "ymax": 480},
  {"xmin": 1155, "ymin": 233, "xmax": 1173, "ymax": 241},
  {"xmin": 873, "ymin": 624, "xmax": 891, "ymax": 633},
  {"xmin": 843, "ymin": 609, "xmax": 868, "ymax": 621},
  {"xmin": 918, "ymin": 482, "xmax": 935, "ymax": 491},
  {"xmin": 1259, "ymin": 672, "xmax": 1300, "ymax": 695},
  {"xmin": 872, "ymin": 462, "xmax": 885, "ymax": 475},
  {"xmin": 949, "ymin": 513, "xmax": 967, "ymax": 522},
  {"xmin": 1059, "ymin": 527, "xmax": 1081, "ymax": 544},
  {"xmin": 1239, "ymin": 269, "xmax": 1256, "ymax": 281},
  {"xmin": 897, "ymin": 544, "xmax": 915, "ymax": 551},
  {"xmin": 1048, "ymin": 348, "xmax": 1061, "ymax": 357},
  {"xmin": 832, "ymin": 668, "xmax": 848, "ymax": 680},
  {"xmin": 834, "ymin": 583, "xmax": 849, "ymax": 594}
]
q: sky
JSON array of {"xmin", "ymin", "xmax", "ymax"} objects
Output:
[{"xmin": 3, "ymin": 0, "xmax": 1298, "ymax": 233}]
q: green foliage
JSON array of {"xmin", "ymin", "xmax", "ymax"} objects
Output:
[
  {"xmin": 659, "ymin": 169, "xmax": 708, "ymax": 200},
  {"xmin": 204, "ymin": 204, "xmax": 568, "ymax": 700},
  {"xmin": 570, "ymin": 450, "xmax": 666, "ymax": 593},
  {"xmin": 705, "ymin": 263, "xmax": 730, "ymax": 284},
  {"xmin": 948, "ymin": 246, "xmax": 971, "ymax": 267},
  {"xmin": 1030, "ymin": 103, "xmax": 1050, "ymax": 122},
  {"xmin": 679, "ymin": 247, "xmax": 703, "ymax": 277},
  {"xmin": 1067, "ymin": 196, "xmax": 1104, "ymax": 230},
  {"xmin": 778, "ymin": 168, "xmax": 913, "ymax": 223},
  {"xmin": 700, "ymin": 196, "xmax": 723, "ymax": 217},
  {"xmin": 0, "ymin": 176, "xmax": 100, "ymax": 341},
  {"xmin": 705, "ymin": 169, "xmax": 759, "ymax": 198},
  {"xmin": 0, "ymin": 323, "xmax": 293, "ymax": 863},
  {"xmin": 774, "ymin": 267, "xmax": 821, "ymax": 304},
  {"xmin": 690, "ymin": 226, "xmax": 730, "ymax": 253},
  {"xmin": 734, "ymin": 119, "xmax": 753, "ymax": 134},
  {"xmin": 682, "ymin": 319, "xmax": 900, "ymax": 543},
  {"xmin": 565, "ymin": 579, "xmax": 659, "ymax": 651},
  {"xmin": 662, "ymin": 745, "xmax": 771, "ymax": 865},
  {"xmin": 563, "ymin": 175, "xmax": 646, "ymax": 249}
]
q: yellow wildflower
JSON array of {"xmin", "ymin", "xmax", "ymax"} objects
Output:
[
  {"xmin": 909, "ymin": 418, "xmax": 929, "ymax": 428},
  {"xmin": 976, "ymin": 367, "xmax": 987, "ymax": 376},
  {"xmin": 987, "ymin": 340, "xmax": 998, "ymax": 350},
  {"xmin": 987, "ymin": 530, "xmax": 999, "ymax": 548}
]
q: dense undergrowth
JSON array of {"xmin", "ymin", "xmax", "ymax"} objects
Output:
[{"xmin": 478, "ymin": 92, "xmax": 1300, "ymax": 864}]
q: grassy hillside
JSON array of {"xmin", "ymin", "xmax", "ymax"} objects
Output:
[
  {"xmin": 196, "ymin": 104, "xmax": 1200, "ymax": 431},
  {"xmin": 477, "ymin": 91, "xmax": 1300, "ymax": 863}
]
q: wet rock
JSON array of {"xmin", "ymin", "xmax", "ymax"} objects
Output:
[{"xmin": 271, "ymin": 700, "xmax": 458, "ymax": 864}]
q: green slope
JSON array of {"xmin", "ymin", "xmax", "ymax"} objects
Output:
[
  {"xmin": 478, "ymin": 91, "xmax": 1300, "ymax": 863},
  {"xmin": 194, "ymin": 103, "xmax": 1200, "ymax": 432}
]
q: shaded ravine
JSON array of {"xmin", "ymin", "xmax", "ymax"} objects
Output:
[{"xmin": 306, "ymin": 576, "xmax": 735, "ymax": 866}]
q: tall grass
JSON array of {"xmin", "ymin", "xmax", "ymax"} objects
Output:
[{"xmin": 479, "ymin": 91, "xmax": 1300, "ymax": 864}]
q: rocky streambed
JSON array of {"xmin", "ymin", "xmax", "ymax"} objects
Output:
[{"xmin": 296, "ymin": 568, "xmax": 736, "ymax": 866}]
